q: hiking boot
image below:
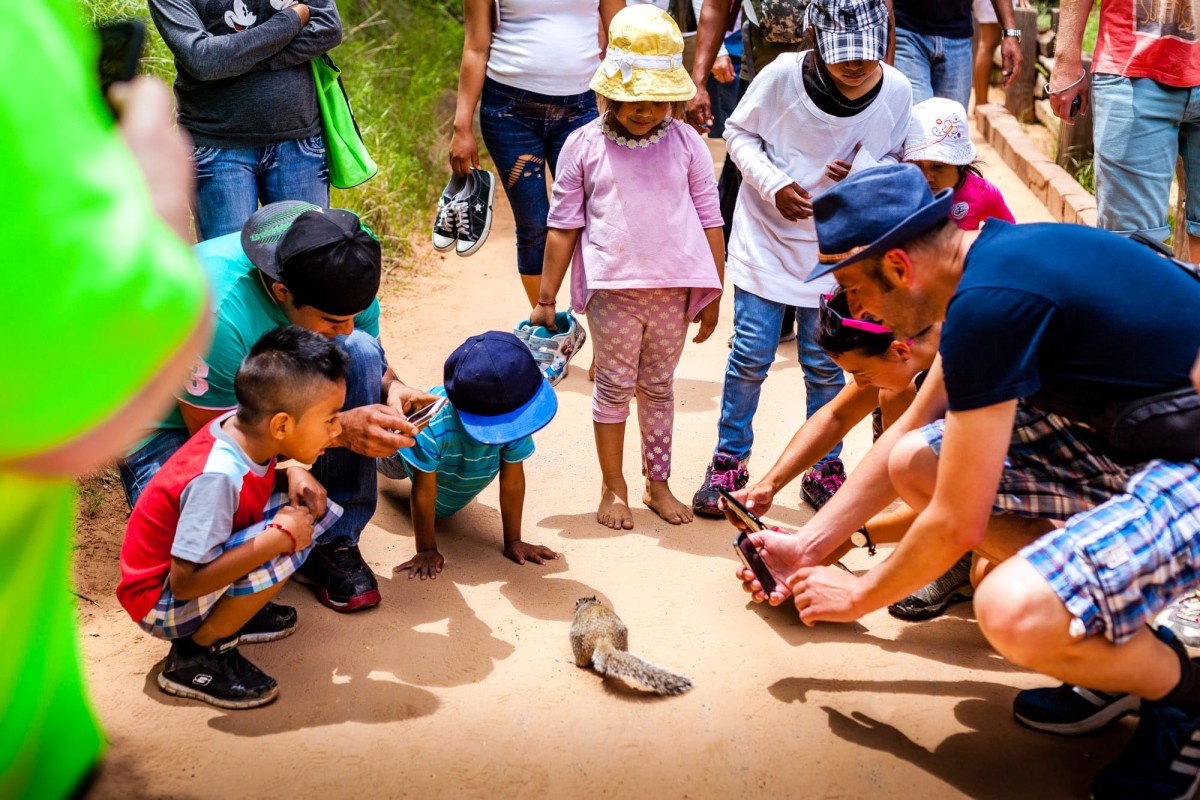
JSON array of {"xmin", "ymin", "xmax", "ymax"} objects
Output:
[
  {"xmin": 158, "ymin": 637, "xmax": 278, "ymax": 710},
  {"xmin": 800, "ymin": 458, "xmax": 846, "ymax": 510},
  {"xmin": 1014, "ymin": 683, "xmax": 1140, "ymax": 735},
  {"xmin": 515, "ymin": 311, "xmax": 586, "ymax": 386},
  {"xmin": 455, "ymin": 167, "xmax": 495, "ymax": 257},
  {"xmin": 888, "ymin": 553, "xmax": 974, "ymax": 621},
  {"xmin": 294, "ymin": 540, "xmax": 381, "ymax": 612},
  {"xmin": 1159, "ymin": 592, "xmax": 1200, "ymax": 649},
  {"xmin": 1092, "ymin": 700, "xmax": 1200, "ymax": 799},
  {"xmin": 692, "ymin": 452, "xmax": 749, "ymax": 518},
  {"xmin": 432, "ymin": 173, "xmax": 468, "ymax": 252},
  {"xmin": 233, "ymin": 601, "xmax": 298, "ymax": 645}
]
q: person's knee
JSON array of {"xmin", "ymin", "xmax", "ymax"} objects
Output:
[
  {"xmin": 888, "ymin": 430, "xmax": 938, "ymax": 507},
  {"xmin": 975, "ymin": 559, "xmax": 1060, "ymax": 667}
]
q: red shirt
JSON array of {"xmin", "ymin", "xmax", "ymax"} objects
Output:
[
  {"xmin": 1093, "ymin": 0, "xmax": 1200, "ymax": 87},
  {"xmin": 117, "ymin": 415, "xmax": 275, "ymax": 621}
]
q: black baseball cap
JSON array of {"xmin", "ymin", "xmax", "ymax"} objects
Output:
[
  {"xmin": 444, "ymin": 331, "xmax": 558, "ymax": 445},
  {"xmin": 242, "ymin": 201, "xmax": 382, "ymax": 316}
]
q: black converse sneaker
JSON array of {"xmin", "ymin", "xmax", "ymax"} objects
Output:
[
  {"xmin": 233, "ymin": 602, "xmax": 298, "ymax": 645},
  {"xmin": 432, "ymin": 173, "xmax": 469, "ymax": 252},
  {"xmin": 157, "ymin": 637, "xmax": 279, "ymax": 709},
  {"xmin": 455, "ymin": 167, "xmax": 495, "ymax": 257}
]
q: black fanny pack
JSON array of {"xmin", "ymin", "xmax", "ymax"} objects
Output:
[{"xmin": 1091, "ymin": 387, "xmax": 1200, "ymax": 461}]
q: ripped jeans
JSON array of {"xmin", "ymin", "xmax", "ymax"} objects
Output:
[{"xmin": 478, "ymin": 76, "xmax": 597, "ymax": 275}]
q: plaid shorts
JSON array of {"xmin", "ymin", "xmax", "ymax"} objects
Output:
[
  {"xmin": 138, "ymin": 493, "xmax": 342, "ymax": 640},
  {"xmin": 920, "ymin": 404, "xmax": 1133, "ymax": 520},
  {"xmin": 1021, "ymin": 459, "xmax": 1200, "ymax": 644}
]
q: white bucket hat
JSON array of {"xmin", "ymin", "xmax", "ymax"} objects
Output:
[{"xmin": 903, "ymin": 97, "xmax": 977, "ymax": 166}]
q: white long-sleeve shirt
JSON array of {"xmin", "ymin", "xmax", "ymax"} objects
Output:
[{"xmin": 724, "ymin": 52, "xmax": 912, "ymax": 306}]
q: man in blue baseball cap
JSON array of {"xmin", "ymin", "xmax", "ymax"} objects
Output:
[
  {"xmin": 379, "ymin": 331, "xmax": 561, "ymax": 579},
  {"xmin": 735, "ymin": 162, "xmax": 1200, "ymax": 798}
]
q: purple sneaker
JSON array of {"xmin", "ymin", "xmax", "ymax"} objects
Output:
[
  {"xmin": 692, "ymin": 452, "xmax": 749, "ymax": 518},
  {"xmin": 801, "ymin": 458, "xmax": 846, "ymax": 510}
]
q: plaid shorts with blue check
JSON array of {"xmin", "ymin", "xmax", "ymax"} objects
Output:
[
  {"xmin": 138, "ymin": 493, "xmax": 343, "ymax": 640},
  {"xmin": 1021, "ymin": 459, "xmax": 1200, "ymax": 644}
]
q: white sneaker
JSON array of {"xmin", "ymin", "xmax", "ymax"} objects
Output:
[{"xmin": 514, "ymin": 311, "xmax": 586, "ymax": 386}]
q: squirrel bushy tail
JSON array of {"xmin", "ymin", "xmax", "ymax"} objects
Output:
[{"xmin": 593, "ymin": 640, "xmax": 693, "ymax": 696}]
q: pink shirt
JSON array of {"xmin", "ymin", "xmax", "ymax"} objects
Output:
[
  {"xmin": 547, "ymin": 118, "xmax": 723, "ymax": 321},
  {"xmin": 950, "ymin": 172, "xmax": 1015, "ymax": 231}
]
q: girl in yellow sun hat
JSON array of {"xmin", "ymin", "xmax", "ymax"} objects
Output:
[{"xmin": 528, "ymin": 4, "xmax": 726, "ymax": 531}]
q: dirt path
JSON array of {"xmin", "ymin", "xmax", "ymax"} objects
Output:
[{"xmin": 77, "ymin": 132, "xmax": 1130, "ymax": 799}]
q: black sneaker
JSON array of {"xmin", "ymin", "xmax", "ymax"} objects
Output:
[
  {"xmin": 432, "ymin": 173, "xmax": 468, "ymax": 252},
  {"xmin": 294, "ymin": 540, "xmax": 381, "ymax": 612},
  {"xmin": 233, "ymin": 601, "xmax": 298, "ymax": 645},
  {"xmin": 1092, "ymin": 699, "xmax": 1200, "ymax": 799},
  {"xmin": 454, "ymin": 167, "xmax": 495, "ymax": 257},
  {"xmin": 692, "ymin": 452, "xmax": 749, "ymax": 518},
  {"xmin": 158, "ymin": 638, "xmax": 278, "ymax": 709},
  {"xmin": 1014, "ymin": 683, "xmax": 1140, "ymax": 735},
  {"xmin": 888, "ymin": 553, "xmax": 974, "ymax": 621}
]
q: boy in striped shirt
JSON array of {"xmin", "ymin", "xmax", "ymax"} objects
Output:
[{"xmin": 380, "ymin": 332, "xmax": 561, "ymax": 578}]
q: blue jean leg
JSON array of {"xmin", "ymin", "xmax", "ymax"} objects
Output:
[
  {"xmin": 192, "ymin": 135, "xmax": 330, "ymax": 242},
  {"xmin": 479, "ymin": 78, "xmax": 597, "ymax": 275},
  {"xmin": 119, "ymin": 428, "xmax": 192, "ymax": 508},
  {"xmin": 716, "ymin": 286, "xmax": 787, "ymax": 461},
  {"xmin": 893, "ymin": 28, "xmax": 972, "ymax": 110},
  {"xmin": 309, "ymin": 330, "xmax": 386, "ymax": 545},
  {"xmin": 796, "ymin": 307, "xmax": 845, "ymax": 461}
]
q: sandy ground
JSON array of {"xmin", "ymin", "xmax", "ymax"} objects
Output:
[{"xmin": 73, "ymin": 130, "xmax": 1137, "ymax": 800}]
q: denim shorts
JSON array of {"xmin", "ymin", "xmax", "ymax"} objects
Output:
[{"xmin": 1092, "ymin": 73, "xmax": 1200, "ymax": 240}]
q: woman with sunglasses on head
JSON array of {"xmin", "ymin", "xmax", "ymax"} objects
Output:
[{"xmin": 728, "ymin": 289, "xmax": 978, "ymax": 620}]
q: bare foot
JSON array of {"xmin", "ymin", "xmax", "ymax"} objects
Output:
[
  {"xmin": 597, "ymin": 480, "xmax": 634, "ymax": 530},
  {"xmin": 643, "ymin": 479, "xmax": 694, "ymax": 525}
]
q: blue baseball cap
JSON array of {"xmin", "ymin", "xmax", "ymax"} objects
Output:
[
  {"xmin": 806, "ymin": 163, "xmax": 953, "ymax": 282},
  {"xmin": 444, "ymin": 331, "xmax": 558, "ymax": 445}
]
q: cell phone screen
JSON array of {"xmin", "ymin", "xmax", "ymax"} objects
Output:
[
  {"xmin": 97, "ymin": 20, "xmax": 146, "ymax": 108},
  {"xmin": 734, "ymin": 531, "xmax": 777, "ymax": 595},
  {"xmin": 716, "ymin": 487, "xmax": 765, "ymax": 532},
  {"xmin": 406, "ymin": 396, "xmax": 447, "ymax": 430}
]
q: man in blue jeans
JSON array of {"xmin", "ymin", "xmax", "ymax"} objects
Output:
[
  {"xmin": 150, "ymin": 0, "xmax": 342, "ymax": 240},
  {"xmin": 120, "ymin": 202, "xmax": 435, "ymax": 613},
  {"xmin": 892, "ymin": 0, "xmax": 1021, "ymax": 110}
]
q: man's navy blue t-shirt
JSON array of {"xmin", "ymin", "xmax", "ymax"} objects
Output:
[
  {"xmin": 940, "ymin": 221, "xmax": 1200, "ymax": 414},
  {"xmin": 894, "ymin": 0, "xmax": 974, "ymax": 39}
]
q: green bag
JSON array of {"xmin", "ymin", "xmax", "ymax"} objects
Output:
[{"xmin": 311, "ymin": 54, "xmax": 378, "ymax": 189}]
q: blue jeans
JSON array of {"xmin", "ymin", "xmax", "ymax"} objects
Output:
[
  {"xmin": 119, "ymin": 331, "xmax": 385, "ymax": 547},
  {"xmin": 192, "ymin": 134, "xmax": 330, "ymax": 242},
  {"xmin": 478, "ymin": 77, "xmax": 597, "ymax": 275},
  {"xmin": 893, "ymin": 28, "xmax": 973, "ymax": 111},
  {"xmin": 1092, "ymin": 73, "xmax": 1200, "ymax": 240},
  {"xmin": 716, "ymin": 286, "xmax": 845, "ymax": 463}
]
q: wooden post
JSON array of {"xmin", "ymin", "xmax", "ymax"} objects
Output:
[
  {"xmin": 1056, "ymin": 52, "xmax": 1094, "ymax": 171},
  {"xmin": 1004, "ymin": 6, "xmax": 1040, "ymax": 123}
]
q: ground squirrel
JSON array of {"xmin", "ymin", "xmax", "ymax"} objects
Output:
[{"xmin": 569, "ymin": 597, "xmax": 693, "ymax": 696}]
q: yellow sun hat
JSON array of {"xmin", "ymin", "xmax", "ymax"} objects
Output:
[{"xmin": 589, "ymin": 5, "xmax": 696, "ymax": 104}]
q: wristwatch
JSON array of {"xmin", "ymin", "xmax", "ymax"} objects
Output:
[{"xmin": 1002, "ymin": 28, "xmax": 1022, "ymax": 40}]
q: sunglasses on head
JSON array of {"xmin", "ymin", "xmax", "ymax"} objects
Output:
[{"xmin": 819, "ymin": 292, "xmax": 892, "ymax": 339}]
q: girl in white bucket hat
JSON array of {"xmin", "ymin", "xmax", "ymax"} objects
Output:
[{"xmin": 903, "ymin": 97, "xmax": 1015, "ymax": 230}]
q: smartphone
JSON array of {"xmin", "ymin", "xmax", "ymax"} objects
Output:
[
  {"xmin": 97, "ymin": 20, "xmax": 146, "ymax": 115},
  {"xmin": 405, "ymin": 396, "xmax": 448, "ymax": 431},
  {"xmin": 716, "ymin": 486, "xmax": 765, "ymax": 532},
  {"xmin": 1069, "ymin": 93, "xmax": 1082, "ymax": 119},
  {"xmin": 734, "ymin": 530, "xmax": 777, "ymax": 596}
]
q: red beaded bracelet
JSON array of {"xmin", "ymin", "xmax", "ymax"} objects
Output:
[
  {"xmin": 267, "ymin": 522, "xmax": 297, "ymax": 555},
  {"xmin": 536, "ymin": 300, "xmax": 556, "ymax": 306}
]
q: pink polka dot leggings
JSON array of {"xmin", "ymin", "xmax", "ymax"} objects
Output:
[{"xmin": 587, "ymin": 287, "xmax": 690, "ymax": 481}]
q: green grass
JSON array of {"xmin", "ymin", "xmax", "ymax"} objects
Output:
[{"xmin": 80, "ymin": 0, "xmax": 462, "ymax": 268}]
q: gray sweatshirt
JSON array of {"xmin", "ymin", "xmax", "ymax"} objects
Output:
[{"xmin": 149, "ymin": 0, "xmax": 343, "ymax": 148}]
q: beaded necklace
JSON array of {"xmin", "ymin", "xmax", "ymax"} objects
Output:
[{"xmin": 602, "ymin": 115, "xmax": 671, "ymax": 150}]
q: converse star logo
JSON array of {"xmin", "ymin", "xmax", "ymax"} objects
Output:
[
  {"xmin": 474, "ymin": 203, "xmax": 482, "ymax": 212},
  {"xmin": 192, "ymin": 674, "xmax": 213, "ymax": 686}
]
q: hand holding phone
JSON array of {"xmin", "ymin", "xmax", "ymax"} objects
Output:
[
  {"xmin": 405, "ymin": 396, "xmax": 447, "ymax": 431},
  {"xmin": 97, "ymin": 20, "xmax": 146, "ymax": 117},
  {"xmin": 734, "ymin": 531, "xmax": 777, "ymax": 596}
]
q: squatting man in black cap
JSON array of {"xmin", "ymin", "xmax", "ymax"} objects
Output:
[
  {"xmin": 733, "ymin": 162, "xmax": 1200, "ymax": 798},
  {"xmin": 120, "ymin": 201, "xmax": 436, "ymax": 613}
]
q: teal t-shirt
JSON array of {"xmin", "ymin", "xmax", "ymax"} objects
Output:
[
  {"xmin": 166, "ymin": 232, "xmax": 381, "ymax": 429},
  {"xmin": 395, "ymin": 387, "xmax": 535, "ymax": 517}
]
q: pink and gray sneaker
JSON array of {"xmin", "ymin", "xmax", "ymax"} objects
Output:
[
  {"xmin": 692, "ymin": 452, "xmax": 749, "ymax": 518},
  {"xmin": 800, "ymin": 458, "xmax": 846, "ymax": 510}
]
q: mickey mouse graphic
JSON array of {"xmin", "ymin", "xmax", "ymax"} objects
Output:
[{"xmin": 224, "ymin": 0, "xmax": 257, "ymax": 31}]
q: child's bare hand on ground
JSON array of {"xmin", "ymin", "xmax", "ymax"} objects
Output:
[
  {"xmin": 272, "ymin": 505, "xmax": 315, "ymax": 552},
  {"xmin": 692, "ymin": 302, "xmax": 719, "ymax": 343},
  {"xmin": 775, "ymin": 183, "xmax": 812, "ymax": 221},
  {"xmin": 335, "ymin": 404, "xmax": 418, "ymax": 457},
  {"xmin": 504, "ymin": 540, "xmax": 560, "ymax": 565},
  {"xmin": 528, "ymin": 304, "xmax": 558, "ymax": 331},
  {"xmin": 396, "ymin": 550, "xmax": 445, "ymax": 579}
]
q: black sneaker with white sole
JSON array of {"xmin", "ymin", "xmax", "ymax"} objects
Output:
[
  {"xmin": 1014, "ymin": 682, "xmax": 1141, "ymax": 735},
  {"xmin": 233, "ymin": 601, "xmax": 298, "ymax": 645},
  {"xmin": 432, "ymin": 173, "xmax": 469, "ymax": 252},
  {"xmin": 158, "ymin": 637, "xmax": 278, "ymax": 710},
  {"xmin": 293, "ymin": 540, "xmax": 381, "ymax": 612},
  {"xmin": 455, "ymin": 167, "xmax": 495, "ymax": 257}
]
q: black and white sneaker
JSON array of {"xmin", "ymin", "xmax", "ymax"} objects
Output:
[
  {"xmin": 455, "ymin": 167, "xmax": 495, "ymax": 257},
  {"xmin": 432, "ymin": 173, "xmax": 469, "ymax": 252},
  {"xmin": 233, "ymin": 601, "xmax": 298, "ymax": 645},
  {"xmin": 158, "ymin": 638, "xmax": 279, "ymax": 710}
]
